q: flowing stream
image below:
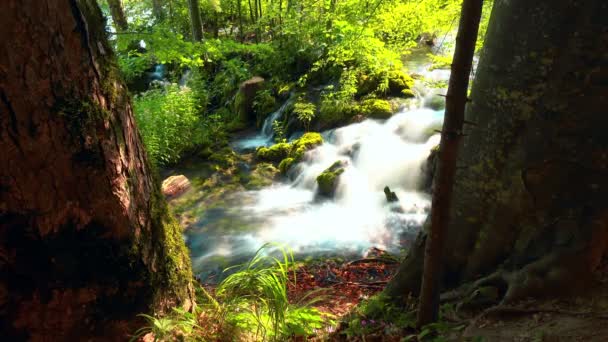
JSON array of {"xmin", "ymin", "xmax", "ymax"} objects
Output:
[{"xmin": 183, "ymin": 52, "xmax": 449, "ymax": 282}]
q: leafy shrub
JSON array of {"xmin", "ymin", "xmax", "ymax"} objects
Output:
[
  {"xmin": 292, "ymin": 101, "xmax": 316, "ymax": 132},
  {"xmin": 133, "ymin": 84, "xmax": 202, "ymax": 165}
]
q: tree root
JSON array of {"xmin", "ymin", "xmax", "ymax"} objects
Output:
[
  {"xmin": 480, "ymin": 306, "xmax": 608, "ymax": 320},
  {"xmin": 346, "ymin": 258, "xmax": 399, "ymax": 266}
]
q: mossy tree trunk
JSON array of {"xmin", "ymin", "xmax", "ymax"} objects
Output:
[
  {"xmin": 0, "ymin": 0, "xmax": 193, "ymax": 340},
  {"xmin": 387, "ymin": 0, "xmax": 608, "ymax": 304},
  {"xmin": 107, "ymin": 0, "xmax": 128, "ymax": 31}
]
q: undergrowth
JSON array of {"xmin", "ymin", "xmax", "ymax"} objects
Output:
[{"xmin": 131, "ymin": 243, "xmax": 333, "ymax": 341}]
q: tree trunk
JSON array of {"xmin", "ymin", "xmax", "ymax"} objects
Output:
[
  {"xmin": 237, "ymin": 0, "xmax": 244, "ymax": 41},
  {"xmin": 188, "ymin": 0, "xmax": 204, "ymax": 42},
  {"xmin": 387, "ymin": 0, "xmax": 608, "ymax": 305},
  {"xmin": 107, "ymin": 0, "xmax": 128, "ymax": 31},
  {"xmin": 0, "ymin": 1, "xmax": 194, "ymax": 340},
  {"xmin": 152, "ymin": 0, "xmax": 165, "ymax": 21},
  {"xmin": 248, "ymin": 0, "xmax": 255, "ymax": 23},
  {"xmin": 416, "ymin": 0, "xmax": 483, "ymax": 327}
]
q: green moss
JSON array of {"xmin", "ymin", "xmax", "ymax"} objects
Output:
[
  {"xmin": 246, "ymin": 163, "xmax": 279, "ymax": 189},
  {"xmin": 316, "ymin": 161, "xmax": 345, "ymax": 197},
  {"xmin": 401, "ymin": 88, "xmax": 416, "ymax": 98},
  {"xmin": 290, "ymin": 132, "xmax": 324, "ymax": 160},
  {"xmin": 359, "ymin": 99, "xmax": 393, "ymax": 119},
  {"xmin": 318, "ymin": 99, "xmax": 357, "ymax": 129},
  {"xmin": 387, "ymin": 70, "xmax": 414, "ymax": 96},
  {"xmin": 256, "ymin": 133, "xmax": 323, "ymax": 165},
  {"xmin": 209, "ymin": 147, "xmax": 239, "ymax": 168},
  {"xmin": 256, "ymin": 142, "xmax": 291, "ymax": 162},
  {"xmin": 146, "ymin": 168, "xmax": 194, "ymax": 308},
  {"xmin": 279, "ymin": 157, "xmax": 295, "ymax": 174}
]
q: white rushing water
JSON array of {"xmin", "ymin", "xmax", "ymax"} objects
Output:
[
  {"xmin": 187, "ymin": 106, "xmax": 444, "ymax": 280},
  {"xmin": 186, "ymin": 52, "xmax": 449, "ymax": 280}
]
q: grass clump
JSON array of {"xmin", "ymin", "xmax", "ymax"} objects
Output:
[{"xmin": 132, "ymin": 244, "xmax": 332, "ymax": 341}]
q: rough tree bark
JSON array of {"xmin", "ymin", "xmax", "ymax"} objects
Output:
[
  {"xmin": 188, "ymin": 0, "xmax": 204, "ymax": 42},
  {"xmin": 107, "ymin": 0, "xmax": 128, "ymax": 31},
  {"xmin": 387, "ymin": 0, "xmax": 608, "ymax": 306},
  {"xmin": 0, "ymin": 0, "xmax": 194, "ymax": 340},
  {"xmin": 416, "ymin": 0, "xmax": 483, "ymax": 327}
]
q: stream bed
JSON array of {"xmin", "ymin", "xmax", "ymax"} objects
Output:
[{"xmin": 166, "ymin": 52, "xmax": 450, "ymax": 283}]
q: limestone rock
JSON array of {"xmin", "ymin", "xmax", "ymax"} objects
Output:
[{"xmin": 162, "ymin": 175, "xmax": 191, "ymax": 198}]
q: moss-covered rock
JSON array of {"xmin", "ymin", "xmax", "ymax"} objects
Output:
[
  {"xmin": 209, "ymin": 147, "xmax": 239, "ymax": 169},
  {"xmin": 279, "ymin": 157, "xmax": 295, "ymax": 175},
  {"xmin": 317, "ymin": 100, "xmax": 357, "ymax": 130},
  {"xmin": 290, "ymin": 132, "xmax": 324, "ymax": 160},
  {"xmin": 359, "ymin": 99, "xmax": 393, "ymax": 119},
  {"xmin": 255, "ymin": 142, "xmax": 291, "ymax": 162},
  {"xmin": 246, "ymin": 162, "xmax": 279, "ymax": 189},
  {"xmin": 316, "ymin": 160, "xmax": 346, "ymax": 197},
  {"xmin": 388, "ymin": 70, "xmax": 415, "ymax": 97},
  {"xmin": 401, "ymin": 88, "xmax": 416, "ymax": 98},
  {"xmin": 257, "ymin": 133, "xmax": 324, "ymax": 167},
  {"xmin": 232, "ymin": 76, "xmax": 265, "ymax": 131}
]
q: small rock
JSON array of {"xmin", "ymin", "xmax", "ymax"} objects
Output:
[
  {"xmin": 383, "ymin": 186, "xmax": 399, "ymax": 203},
  {"xmin": 316, "ymin": 160, "xmax": 347, "ymax": 198},
  {"xmin": 161, "ymin": 175, "xmax": 191, "ymax": 198}
]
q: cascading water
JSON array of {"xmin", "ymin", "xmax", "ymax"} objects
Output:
[
  {"xmin": 232, "ymin": 94, "xmax": 296, "ymax": 151},
  {"xmin": 187, "ymin": 109, "xmax": 444, "ymax": 281},
  {"xmin": 185, "ymin": 54, "xmax": 449, "ymax": 281}
]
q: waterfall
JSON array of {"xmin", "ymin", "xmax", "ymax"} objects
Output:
[
  {"xmin": 187, "ymin": 59, "xmax": 451, "ymax": 281},
  {"xmin": 190, "ymin": 106, "xmax": 444, "ymax": 280},
  {"xmin": 232, "ymin": 94, "xmax": 295, "ymax": 151}
]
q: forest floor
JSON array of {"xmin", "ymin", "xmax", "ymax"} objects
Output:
[
  {"xmin": 281, "ymin": 254, "xmax": 608, "ymax": 341},
  {"xmin": 164, "ymin": 153, "xmax": 608, "ymax": 341}
]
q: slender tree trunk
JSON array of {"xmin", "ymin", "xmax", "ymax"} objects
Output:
[
  {"xmin": 107, "ymin": 0, "xmax": 128, "ymax": 31},
  {"xmin": 248, "ymin": 0, "xmax": 255, "ymax": 23},
  {"xmin": 152, "ymin": 0, "xmax": 165, "ymax": 21},
  {"xmin": 188, "ymin": 0, "xmax": 204, "ymax": 41},
  {"xmin": 416, "ymin": 0, "xmax": 483, "ymax": 327},
  {"xmin": 237, "ymin": 0, "xmax": 244, "ymax": 41},
  {"xmin": 387, "ymin": 0, "xmax": 608, "ymax": 309},
  {"xmin": 258, "ymin": 0, "xmax": 263, "ymax": 19},
  {"xmin": 0, "ymin": 0, "xmax": 193, "ymax": 339}
]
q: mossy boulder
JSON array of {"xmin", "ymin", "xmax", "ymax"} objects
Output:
[
  {"xmin": 209, "ymin": 147, "xmax": 239, "ymax": 168},
  {"xmin": 388, "ymin": 70, "xmax": 415, "ymax": 97},
  {"xmin": 317, "ymin": 100, "xmax": 357, "ymax": 130},
  {"xmin": 279, "ymin": 157, "xmax": 295, "ymax": 175},
  {"xmin": 232, "ymin": 76, "xmax": 265, "ymax": 130},
  {"xmin": 359, "ymin": 99, "xmax": 393, "ymax": 119},
  {"xmin": 256, "ymin": 133, "xmax": 324, "ymax": 174},
  {"xmin": 316, "ymin": 160, "xmax": 347, "ymax": 198},
  {"xmin": 290, "ymin": 132, "xmax": 323, "ymax": 160},
  {"xmin": 246, "ymin": 163, "xmax": 279, "ymax": 189},
  {"xmin": 255, "ymin": 142, "xmax": 291, "ymax": 162}
]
